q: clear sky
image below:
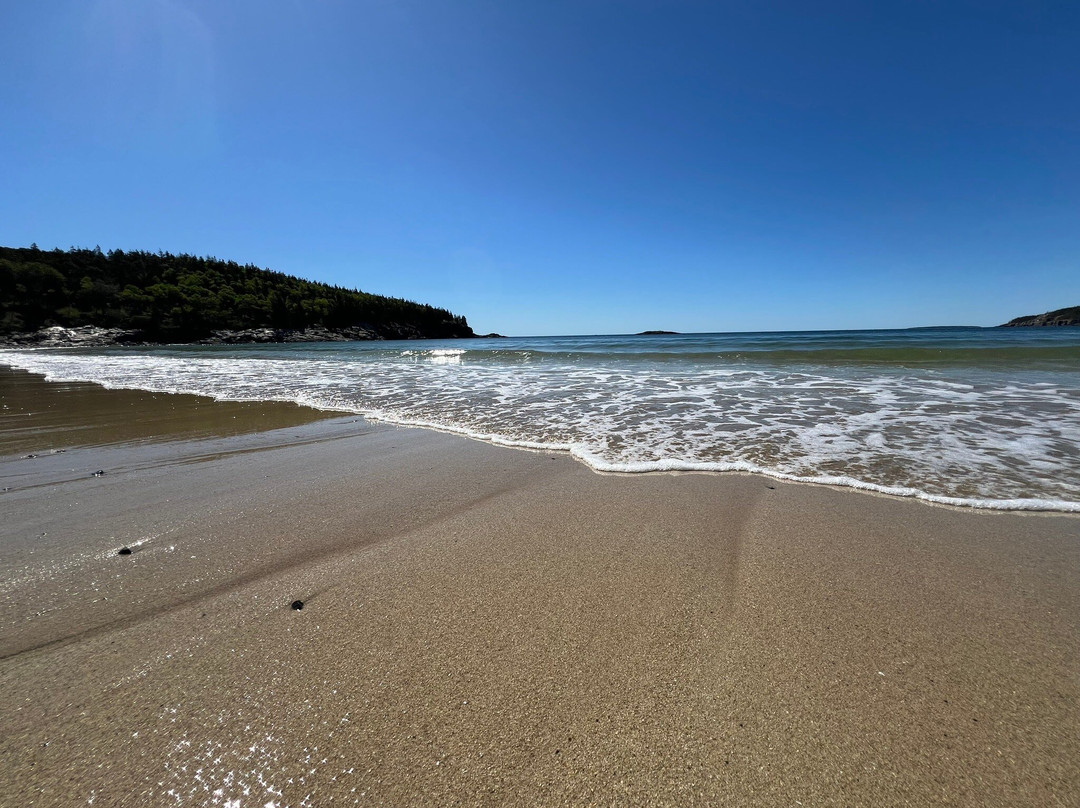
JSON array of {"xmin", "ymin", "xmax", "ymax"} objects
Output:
[{"xmin": 2, "ymin": 1, "xmax": 1078, "ymax": 335}]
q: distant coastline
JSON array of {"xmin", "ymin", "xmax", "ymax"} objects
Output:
[{"xmin": 1000, "ymin": 305, "xmax": 1080, "ymax": 327}]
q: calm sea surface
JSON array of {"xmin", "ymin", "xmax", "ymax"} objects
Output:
[{"xmin": 3, "ymin": 327, "xmax": 1079, "ymax": 511}]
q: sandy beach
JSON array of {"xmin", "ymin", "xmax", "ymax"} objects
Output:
[{"xmin": 1, "ymin": 368, "xmax": 1078, "ymax": 807}]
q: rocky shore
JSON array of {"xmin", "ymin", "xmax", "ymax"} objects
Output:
[
  {"xmin": 0, "ymin": 323, "xmax": 472, "ymax": 349},
  {"xmin": 0, "ymin": 326, "xmax": 146, "ymax": 348},
  {"xmin": 1001, "ymin": 305, "xmax": 1080, "ymax": 327}
]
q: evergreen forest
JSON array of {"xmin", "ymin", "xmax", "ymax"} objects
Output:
[{"xmin": 0, "ymin": 246, "xmax": 473, "ymax": 341}]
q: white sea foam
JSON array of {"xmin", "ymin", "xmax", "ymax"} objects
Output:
[{"xmin": 3, "ymin": 342, "xmax": 1079, "ymax": 512}]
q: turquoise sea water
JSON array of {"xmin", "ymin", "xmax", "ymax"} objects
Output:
[{"xmin": 3, "ymin": 327, "xmax": 1079, "ymax": 511}]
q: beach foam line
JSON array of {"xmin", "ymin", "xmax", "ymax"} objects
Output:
[
  {"xmin": 3, "ymin": 350, "xmax": 1078, "ymax": 514},
  {"xmin": 353, "ymin": 410, "xmax": 1080, "ymax": 513}
]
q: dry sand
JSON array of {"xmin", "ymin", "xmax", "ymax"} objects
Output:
[{"xmin": 1, "ymin": 369, "xmax": 1078, "ymax": 806}]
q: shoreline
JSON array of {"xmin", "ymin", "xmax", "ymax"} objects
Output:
[
  {"xmin": 0, "ymin": 323, "xmax": 484, "ymax": 349},
  {"xmin": 1, "ymin": 374, "xmax": 1078, "ymax": 805},
  {"xmin": 0, "ymin": 365, "xmax": 338, "ymax": 456},
  {"xmin": 4, "ymin": 362, "xmax": 1077, "ymax": 514}
]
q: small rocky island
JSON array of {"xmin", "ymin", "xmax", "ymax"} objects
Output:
[
  {"xmin": 636, "ymin": 330, "xmax": 680, "ymax": 336},
  {"xmin": 1000, "ymin": 306, "xmax": 1080, "ymax": 327}
]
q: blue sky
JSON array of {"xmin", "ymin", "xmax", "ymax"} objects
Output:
[{"xmin": 2, "ymin": 1, "xmax": 1078, "ymax": 335}]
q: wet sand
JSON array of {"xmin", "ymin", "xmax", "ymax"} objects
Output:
[
  {"xmin": 1, "ymin": 366, "xmax": 336, "ymax": 456},
  {"xmin": 1, "ymin": 371, "xmax": 1078, "ymax": 806}
]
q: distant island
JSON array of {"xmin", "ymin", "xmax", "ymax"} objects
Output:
[
  {"xmin": 636, "ymin": 330, "xmax": 680, "ymax": 335},
  {"xmin": 1000, "ymin": 305, "xmax": 1080, "ymax": 328},
  {"xmin": 0, "ymin": 245, "xmax": 475, "ymax": 346}
]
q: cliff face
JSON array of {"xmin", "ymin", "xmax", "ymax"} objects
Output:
[{"xmin": 1000, "ymin": 306, "xmax": 1080, "ymax": 327}]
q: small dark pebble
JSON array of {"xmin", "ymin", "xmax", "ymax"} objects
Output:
[
  {"xmin": 554, "ymin": 749, "xmax": 560, "ymax": 756},
  {"xmin": 92, "ymin": 470, "xmax": 106, "ymax": 477},
  {"xmin": 291, "ymin": 600, "xmax": 304, "ymax": 610},
  {"xmin": 24, "ymin": 454, "xmax": 37, "ymax": 459},
  {"xmin": 118, "ymin": 547, "xmax": 132, "ymax": 556},
  {"xmin": 766, "ymin": 485, "xmax": 775, "ymax": 490}
]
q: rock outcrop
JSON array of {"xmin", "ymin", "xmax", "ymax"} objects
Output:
[
  {"xmin": 199, "ymin": 323, "xmax": 436, "ymax": 344},
  {"xmin": 0, "ymin": 323, "xmax": 470, "ymax": 348},
  {"xmin": 0, "ymin": 326, "xmax": 146, "ymax": 348},
  {"xmin": 1000, "ymin": 306, "xmax": 1080, "ymax": 327}
]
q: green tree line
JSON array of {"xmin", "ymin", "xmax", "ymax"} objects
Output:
[{"xmin": 0, "ymin": 246, "xmax": 473, "ymax": 340}]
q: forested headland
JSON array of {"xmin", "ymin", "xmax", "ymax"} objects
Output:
[
  {"xmin": 1000, "ymin": 305, "xmax": 1080, "ymax": 327},
  {"xmin": 0, "ymin": 245, "xmax": 474, "ymax": 344}
]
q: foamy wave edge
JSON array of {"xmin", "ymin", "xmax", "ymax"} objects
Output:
[{"xmin": 5, "ymin": 353, "xmax": 1079, "ymax": 514}]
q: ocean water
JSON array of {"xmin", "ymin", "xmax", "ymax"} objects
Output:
[{"xmin": 3, "ymin": 327, "xmax": 1080, "ymax": 511}]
